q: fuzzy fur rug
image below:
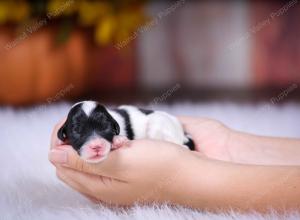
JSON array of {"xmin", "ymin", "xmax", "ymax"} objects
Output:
[{"xmin": 1, "ymin": 102, "xmax": 300, "ymax": 220}]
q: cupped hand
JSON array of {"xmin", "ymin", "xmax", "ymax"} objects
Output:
[
  {"xmin": 49, "ymin": 120, "xmax": 196, "ymax": 205},
  {"xmin": 179, "ymin": 116, "xmax": 234, "ymax": 162},
  {"xmin": 49, "ymin": 116, "xmax": 234, "ymax": 206}
]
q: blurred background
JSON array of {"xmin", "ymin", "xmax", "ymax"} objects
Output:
[{"xmin": 0, "ymin": 0, "xmax": 299, "ymax": 106}]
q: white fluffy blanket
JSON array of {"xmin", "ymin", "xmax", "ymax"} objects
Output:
[{"xmin": 1, "ymin": 102, "xmax": 299, "ymax": 220}]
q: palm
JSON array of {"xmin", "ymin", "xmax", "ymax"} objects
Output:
[{"xmin": 179, "ymin": 117, "xmax": 234, "ymax": 162}]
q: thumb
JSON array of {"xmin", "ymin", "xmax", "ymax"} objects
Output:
[
  {"xmin": 48, "ymin": 146, "xmax": 121, "ymax": 178},
  {"xmin": 177, "ymin": 116, "xmax": 196, "ymax": 125},
  {"xmin": 49, "ymin": 146, "xmax": 100, "ymax": 175},
  {"xmin": 177, "ymin": 116, "xmax": 196, "ymax": 134}
]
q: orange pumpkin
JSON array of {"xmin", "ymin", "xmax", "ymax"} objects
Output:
[{"xmin": 0, "ymin": 26, "xmax": 88, "ymax": 105}]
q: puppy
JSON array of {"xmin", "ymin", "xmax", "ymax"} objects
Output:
[{"xmin": 58, "ymin": 101, "xmax": 194, "ymax": 163}]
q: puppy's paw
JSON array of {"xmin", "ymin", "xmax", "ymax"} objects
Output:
[{"xmin": 112, "ymin": 136, "xmax": 129, "ymax": 150}]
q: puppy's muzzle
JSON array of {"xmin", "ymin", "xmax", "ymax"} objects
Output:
[{"xmin": 80, "ymin": 138, "xmax": 111, "ymax": 163}]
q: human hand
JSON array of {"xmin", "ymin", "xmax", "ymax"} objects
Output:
[
  {"xmin": 49, "ymin": 118, "xmax": 300, "ymax": 211},
  {"xmin": 179, "ymin": 116, "xmax": 235, "ymax": 162},
  {"xmin": 50, "ymin": 121, "xmax": 197, "ymax": 205},
  {"xmin": 50, "ymin": 118, "xmax": 67, "ymax": 149}
]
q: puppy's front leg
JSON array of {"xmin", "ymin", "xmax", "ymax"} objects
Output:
[{"xmin": 112, "ymin": 136, "xmax": 129, "ymax": 150}]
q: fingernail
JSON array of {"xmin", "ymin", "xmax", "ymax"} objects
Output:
[{"xmin": 49, "ymin": 149, "xmax": 67, "ymax": 164}]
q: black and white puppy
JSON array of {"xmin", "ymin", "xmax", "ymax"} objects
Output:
[{"xmin": 58, "ymin": 101, "xmax": 194, "ymax": 163}]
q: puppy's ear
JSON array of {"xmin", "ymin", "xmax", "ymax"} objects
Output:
[
  {"xmin": 102, "ymin": 107, "xmax": 120, "ymax": 135},
  {"xmin": 57, "ymin": 123, "xmax": 67, "ymax": 141},
  {"xmin": 113, "ymin": 120, "xmax": 120, "ymax": 135}
]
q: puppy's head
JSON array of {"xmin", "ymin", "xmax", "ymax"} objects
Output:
[{"xmin": 57, "ymin": 101, "xmax": 120, "ymax": 163}]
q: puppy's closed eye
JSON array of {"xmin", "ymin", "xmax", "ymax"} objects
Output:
[{"xmin": 73, "ymin": 126, "xmax": 83, "ymax": 135}]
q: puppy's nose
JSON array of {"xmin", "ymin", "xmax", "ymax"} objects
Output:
[
  {"xmin": 90, "ymin": 145, "xmax": 102, "ymax": 152},
  {"xmin": 87, "ymin": 139, "xmax": 106, "ymax": 152}
]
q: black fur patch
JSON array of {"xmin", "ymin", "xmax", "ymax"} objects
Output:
[
  {"xmin": 184, "ymin": 136, "xmax": 195, "ymax": 151},
  {"xmin": 138, "ymin": 108, "xmax": 154, "ymax": 115},
  {"xmin": 114, "ymin": 109, "xmax": 135, "ymax": 140}
]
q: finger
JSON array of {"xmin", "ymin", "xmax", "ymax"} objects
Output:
[
  {"xmin": 191, "ymin": 151, "xmax": 206, "ymax": 157},
  {"xmin": 178, "ymin": 116, "xmax": 214, "ymax": 126},
  {"xmin": 177, "ymin": 116, "xmax": 197, "ymax": 134},
  {"xmin": 48, "ymin": 145, "xmax": 72, "ymax": 166},
  {"xmin": 49, "ymin": 145, "xmax": 124, "ymax": 178},
  {"xmin": 50, "ymin": 118, "xmax": 67, "ymax": 149},
  {"xmin": 112, "ymin": 136, "xmax": 130, "ymax": 149},
  {"xmin": 177, "ymin": 117, "xmax": 205, "ymax": 151},
  {"xmin": 178, "ymin": 115, "xmax": 200, "ymax": 124},
  {"xmin": 56, "ymin": 167, "xmax": 98, "ymax": 200},
  {"xmin": 49, "ymin": 146, "xmax": 96, "ymax": 174},
  {"xmin": 178, "ymin": 116, "xmax": 217, "ymax": 134},
  {"xmin": 58, "ymin": 166, "xmax": 128, "ymax": 206},
  {"xmin": 57, "ymin": 166, "xmax": 114, "ymax": 200}
]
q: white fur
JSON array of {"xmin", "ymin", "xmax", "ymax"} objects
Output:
[
  {"xmin": 118, "ymin": 105, "xmax": 149, "ymax": 139},
  {"xmin": 82, "ymin": 101, "xmax": 97, "ymax": 116},
  {"xmin": 72, "ymin": 101, "xmax": 97, "ymax": 116},
  {"xmin": 146, "ymin": 111, "xmax": 186, "ymax": 145},
  {"xmin": 115, "ymin": 106, "xmax": 187, "ymax": 146},
  {"xmin": 0, "ymin": 102, "xmax": 299, "ymax": 220}
]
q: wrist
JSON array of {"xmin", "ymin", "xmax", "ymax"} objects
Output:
[
  {"xmin": 227, "ymin": 130, "xmax": 265, "ymax": 164},
  {"xmin": 224, "ymin": 129, "xmax": 245, "ymax": 163}
]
